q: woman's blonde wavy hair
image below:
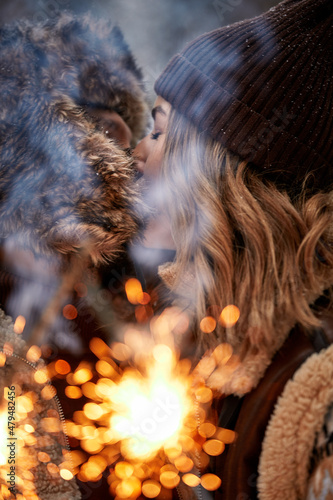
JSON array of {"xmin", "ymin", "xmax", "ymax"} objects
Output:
[{"xmin": 161, "ymin": 109, "xmax": 333, "ymax": 360}]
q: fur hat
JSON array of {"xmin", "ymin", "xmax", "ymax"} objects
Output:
[{"xmin": 0, "ymin": 14, "xmax": 149, "ymax": 265}]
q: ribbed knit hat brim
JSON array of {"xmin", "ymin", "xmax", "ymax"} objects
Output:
[{"xmin": 155, "ymin": 0, "xmax": 333, "ymax": 191}]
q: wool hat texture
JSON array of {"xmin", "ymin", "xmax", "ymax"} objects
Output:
[{"xmin": 155, "ymin": 0, "xmax": 333, "ymax": 192}]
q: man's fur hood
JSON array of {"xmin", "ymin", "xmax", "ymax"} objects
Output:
[
  {"xmin": 1, "ymin": 13, "xmax": 149, "ymax": 144},
  {"xmin": 0, "ymin": 14, "xmax": 149, "ymax": 265}
]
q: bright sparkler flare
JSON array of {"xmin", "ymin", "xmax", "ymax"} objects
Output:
[
  {"xmin": 65, "ymin": 337, "xmax": 237, "ymax": 497},
  {"xmin": 109, "ymin": 344, "xmax": 191, "ymax": 461},
  {"xmin": 62, "ymin": 298, "xmax": 239, "ymax": 497}
]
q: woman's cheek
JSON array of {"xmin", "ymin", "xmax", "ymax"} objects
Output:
[{"xmin": 145, "ymin": 138, "xmax": 165, "ymax": 179}]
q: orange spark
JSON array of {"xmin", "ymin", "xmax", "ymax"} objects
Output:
[
  {"xmin": 219, "ymin": 305, "xmax": 240, "ymax": 327},
  {"xmin": 13, "ymin": 315, "xmax": 26, "ymax": 334},
  {"xmin": 200, "ymin": 316, "xmax": 217, "ymax": 333},
  {"xmin": 125, "ymin": 278, "xmax": 143, "ymax": 305}
]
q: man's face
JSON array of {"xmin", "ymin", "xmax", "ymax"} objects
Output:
[{"xmin": 86, "ymin": 108, "xmax": 133, "ymax": 148}]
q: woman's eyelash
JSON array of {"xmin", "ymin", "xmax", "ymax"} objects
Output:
[{"xmin": 151, "ymin": 131, "xmax": 161, "ymax": 140}]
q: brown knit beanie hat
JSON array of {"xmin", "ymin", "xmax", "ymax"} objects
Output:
[{"xmin": 155, "ymin": 0, "xmax": 333, "ymax": 192}]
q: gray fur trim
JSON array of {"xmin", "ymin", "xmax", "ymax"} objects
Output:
[{"xmin": 0, "ymin": 13, "xmax": 148, "ymax": 264}]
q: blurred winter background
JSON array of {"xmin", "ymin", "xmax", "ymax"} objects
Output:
[{"xmin": 0, "ymin": 0, "xmax": 279, "ymax": 101}]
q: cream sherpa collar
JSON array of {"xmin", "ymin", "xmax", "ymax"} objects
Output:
[{"xmin": 258, "ymin": 343, "xmax": 333, "ymax": 500}]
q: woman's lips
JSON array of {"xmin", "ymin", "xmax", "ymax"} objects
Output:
[{"xmin": 134, "ymin": 159, "xmax": 145, "ymax": 174}]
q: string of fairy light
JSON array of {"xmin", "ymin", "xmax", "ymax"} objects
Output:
[
  {"xmin": 0, "ymin": 277, "xmax": 240, "ymax": 499},
  {"xmin": 0, "ymin": 338, "xmax": 76, "ymax": 500}
]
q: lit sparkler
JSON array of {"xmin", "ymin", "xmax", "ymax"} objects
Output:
[{"xmin": 63, "ymin": 278, "xmax": 239, "ymax": 498}]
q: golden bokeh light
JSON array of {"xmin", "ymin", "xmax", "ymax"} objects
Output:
[
  {"xmin": 195, "ymin": 356, "xmax": 216, "ymax": 379},
  {"xmin": 0, "ymin": 352, "xmax": 6, "ymax": 367},
  {"xmin": 47, "ymin": 463, "xmax": 59, "ymax": 476},
  {"xmin": 13, "ymin": 315, "xmax": 26, "ymax": 334},
  {"xmin": 65, "ymin": 385, "xmax": 82, "ymax": 399},
  {"xmin": 26, "ymin": 345, "xmax": 42, "ymax": 363},
  {"xmin": 141, "ymin": 479, "xmax": 161, "ymax": 498},
  {"xmin": 37, "ymin": 452, "xmax": 50, "ymax": 463},
  {"xmin": 83, "ymin": 402, "xmax": 104, "ymax": 420},
  {"xmin": 137, "ymin": 291, "xmax": 151, "ymax": 305},
  {"xmin": 200, "ymin": 316, "xmax": 217, "ymax": 334},
  {"xmin": 159, "ymin": 464, "xmax": 177, "ymax": 475},
  {"xmin": 17, "ymin": 394, "xmax": 34, "ymax": 414},
  {"xmin": 201, "ymin": 473, "xmax": 222, "ymax": 491},
  {"xmin": 202, "ymin": 439, "xmax": 225, "ymax": 456},
  {"xmin": 160, "ymin": 470, "xmax": 180, "ymax": 489},
  {"xmin": 173, "ymin": 455, "xmax": 194, "ymax": 473},
  {"xmin": 34, "ymin": 369, "xmax": 48, "ymax": 384},
  {"xmin": 195, "ymin": 387, "xmax": 213, "ymax": 404},
  {"xmin": 89, "ymin": 337, "xmax": 111, "ymax": 359},
  {"xmin": 179, "ymin": 435, "xmax": 195, "ymax": 453},
  {"xmin": 55, "ymin": 359, "xmax": 71, "ymax": 375},
  {"xmin": 96, "ymin": 359, "xmax": 117, "ymax": 378},
  {"xmin": 111, "ymin": 342, "xmax": 132, "ymax": 362},
  {"xmin": 63, "ymin": 304, "xmax": 78, "ymax": 320},
  {"xmin": 23, "ymin": 424, "xmax": 35, "ymax": 433},
  {"xmin": 219, "ymin": 305, "xmax": 240, "ymax": 327},
  {"xmin": 80, "ymin": 439, "xmax": 103, "ymax": 455},
  {"xmin": 81, "ymin": 382, "xmax": 97, "ymax": 400},
  {"xmin": 72, "ymin": 367, "xmax": 93, "ymax": 385},
  {"xmin": 60, "ymin": 469, "xmax": 74, "ymax": 481},
  {"xmin": 164, "ymin": 444, "xmax": 182, "ymax": 461},
  {"xmin": 152, "ymin": 344, "xmax": 173, "ymax": 365},
  {"xmin": 182, "ymin": 473, "xmax": 201, "ymax": 487},
  {"xmin": 115, "ymin": 461, "xmax": 134, "ymax": 479},
  {"xmin": 80, "ymin": 462, "xmax": 102, "ymax": 481},
  {"xmin": 115, "ymin": 476, "xmax": 141, "ymax": 498},
  {"xmin": 125, "ymin": 278, "xmax": 143, "ymax": 305},
  {"xmin": 41, "ymin": 385, "xmax": 57, "ymax": 400},
  {"xmin": 213, "ymin": 343, "xmax": 233, "ymax": 364},
  {"xmin": 198, "ymin": 422, "xmax": 216, "ymax": 438},
  {"xmin": 214, "ymin": 428, "xmax": 236, "ymax": 444}
]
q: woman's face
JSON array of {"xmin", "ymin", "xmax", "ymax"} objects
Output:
[
  {"xmin": 134, "ymin": 96, "xmax": 171, "ymax": 179},
  {"xmin": 133, "ymin": 96, "xmax": 175, "ymax": 249}
]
